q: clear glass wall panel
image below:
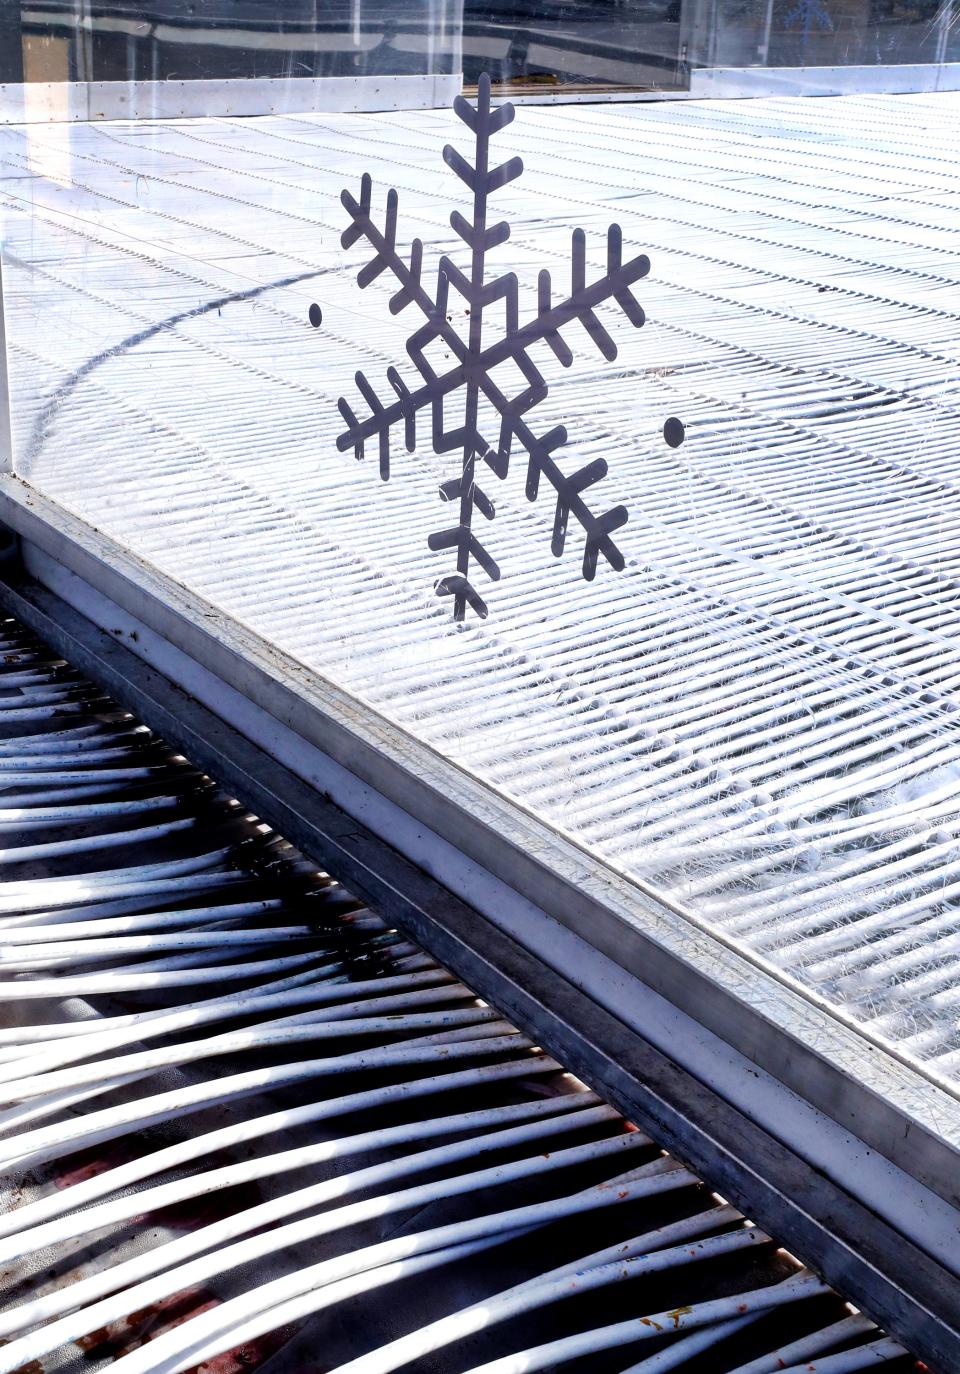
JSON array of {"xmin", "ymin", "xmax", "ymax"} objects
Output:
[
  {"xmin": 2, "ymin": 0, "xmax": 460, "ymax": 85},
  {"xmin": 459, "ymin": 0, "xmax": 959, "ymax": 81},
  {"xmin": 685, "ymin": 0, "xmax": 958, "ymax": 66},
  {"xmin": 2, "ymin": 87, "xmax": 960, "ymax": 1090},
  {"xmin": 462, "ymin": 0, "xmax": 686, "ymax": 94},
  {"xmin": 946, "ymin": 3, "xmax": 960, "ymax": 58},
  {"xmin": 764, "ymin": 0, "xmax": 947, "ymax": 66},
  {"xmin": 5, "ymin": 0, "xmax": 955, "ymax": 106}
]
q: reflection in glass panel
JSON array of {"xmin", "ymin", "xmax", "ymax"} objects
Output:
[
  {"xmin": 462, "ymin": 0, "xmax": 685, "ymax": 94},
  {"xmin": 946, "ymin": 0, "xmax": 960, "ymax": 57},
  {"xmin": 461, "ymin": 0, "xmax": 957, "ymax": 86},
  {"xmin": 2, "ymin": 0, "xmax": 955, "ymax": 102},
  {"xmin": 764, "ymin": 0, "xmax": 947, "ymax": 66},
  {"xmin": 3, "ymin": 0, "xmax": 460, "ymax": 84},
  {"xmin": 689, "ymin": 0, "xmax": 953, "ymax": 67}
]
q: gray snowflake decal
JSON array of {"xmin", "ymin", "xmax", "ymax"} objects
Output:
[{"xmin": 335, "ymin": 73, "xmax": 656, "ymax": 621}]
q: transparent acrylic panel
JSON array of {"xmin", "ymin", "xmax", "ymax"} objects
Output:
[
  {"xmin": 460, "ymin": 0, "xmax": 958, "ymax": 92},
  {"xmin": 947, "ymin": 3, "xmax": 960, "ymax": 58},
  {"xmin": 686, "ymin": 0, "xmax": 958, "ymax": 66},
  {"xmin": 764, "ymin": 0, "xmax": 948, "ymax": 66},
  {"xmin": 462, "ymin": 0, "xmax": 686, "ymax": 93},
  {"xmin": 1, "ymin": 0, "xmax": 460, "ymax": 85},
  {"xmin": 2, "ymin": 89, "xmax": 960, "ymax": 1092}
]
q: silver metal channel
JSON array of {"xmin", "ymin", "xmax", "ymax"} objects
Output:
[{"xmin": 0, "ymin": 480, "xmax": 957, "ymax": 1370}]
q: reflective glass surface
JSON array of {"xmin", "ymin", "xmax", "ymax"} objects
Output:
[
  {"xmin": 2, "ymin": 0, "xmax": 955, "ymax": 101},
  {"xmin": 1, "ymin": 0, "xmax": 460, "ymax": 84},
  {"xmin": 462, "ymin": 0, "xmax": 685, "ymax": 93}
]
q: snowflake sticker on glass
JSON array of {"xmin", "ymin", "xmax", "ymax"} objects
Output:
[{"xmin": 335, "ymin": 73, "xmax": 677, "ymax": 621}]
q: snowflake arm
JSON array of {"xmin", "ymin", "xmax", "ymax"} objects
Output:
[{"xmin": 336, "ymin": 228, "xmax": 649, "ymax": 464}]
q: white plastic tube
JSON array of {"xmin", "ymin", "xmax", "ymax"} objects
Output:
[
  {"xmin": 455, "ymin": 1273, "xmax": 831, "ymax": 1374},
  {"xmin": 725, "ymin": 1312, "xmax": 882, "ymax": 1374},
  {"xmin": 0, "ymin": 1033, "xmax": 543, "ymax": 1171},
  {"xmin": 328, "ymin": 1208, "xmax": 754, "ymax": 1374},
  {"xmin": 0, "ymin": 1091, "xmax": 603, "ymax": 1266},
  {"xmin": 0, "ymin": 1004, "xmax": 504, "ymax": 1105},
  {"xmin": 0, "ymin": 1053, "xmax": 564, "ymax": 1240},
  {"xmin": 0, "ymin": 1133, "xmax": 662, "ymax": 1369},
  {"xmin": 0, "ymin": 968, "xmax": 453, "ymax": 1075},
  {"xmin": 15, "ymin": 1153, "xmax": 690, "ymax": 1374}
]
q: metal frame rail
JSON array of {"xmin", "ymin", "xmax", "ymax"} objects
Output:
[{"xmin": 0, "ymin": 482, "xmax": 957, "ymax": 1372}]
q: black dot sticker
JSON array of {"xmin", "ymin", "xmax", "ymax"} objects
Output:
[
  {"xmin": 663, "ymin": 417, "xmax": 685, "ymax": 448},
  {"xmin": 308, "ymin": 303, "xmax": 323, "ymax": 328}
]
